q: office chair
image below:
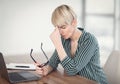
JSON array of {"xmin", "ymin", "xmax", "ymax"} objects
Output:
[{"xmin": 103, "ymin": 50, "xmax": 120, "ymax": 84}]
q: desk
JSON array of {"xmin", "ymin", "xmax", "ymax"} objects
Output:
[
  {"xmin": 0, "ymin": 70, "xmax": 98, "ymax": 84},
  {"xmin": 1, "ymin": 54, "xmax": 98, "ymax": 84}
]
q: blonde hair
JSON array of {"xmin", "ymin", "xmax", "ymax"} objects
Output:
[{"xmin": 51, "ymin": 4, "xmax": 77, "ymax": 27}]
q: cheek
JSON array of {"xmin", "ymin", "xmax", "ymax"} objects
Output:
[
  {"xmin": 65, "ymin": 27, "xmax": 73, "ymax": 36},
  {"xmin": 64, "ymin": 28, "xmax": 70, "ymax": 35},
  {"xmin": 68, "ymin": 27, "xmax": 74, "ymax": 34}
]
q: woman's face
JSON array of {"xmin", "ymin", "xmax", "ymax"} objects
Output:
[{"xmin": 58, "ymin": 24, "xmax": 75, "ymax": 39}]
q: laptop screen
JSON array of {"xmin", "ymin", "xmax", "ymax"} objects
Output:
[{"xmin": 0, "ymin": 53, "xmax": 11, "ymax": 82}]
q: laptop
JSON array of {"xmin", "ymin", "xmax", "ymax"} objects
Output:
[{"xmin": 0, "ymin": 52, "xmax": 40, "ymax": 83}]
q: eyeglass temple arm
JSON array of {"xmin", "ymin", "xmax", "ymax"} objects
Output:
[
  {"xmin": 41, "ymin": 43, "xmax": 49, "ymax": 61},
  {"xmin": 30, "ymin": 49, "xmax": 37, "ymax": 63}
]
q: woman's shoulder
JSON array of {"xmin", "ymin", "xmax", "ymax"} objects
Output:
[
  {"xmin": 78, "ymin": 27, "xmax": 94, "ymax": 38},
  {"xmin": 78, "ymin": 27, "xmax": 98, "ymax": 45}
]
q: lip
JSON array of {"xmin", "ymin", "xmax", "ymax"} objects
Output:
[
  {"xmin": 62, "ymin": 35, "xmax": 65, "ymax": 37},
  {"xmin": 62, "ymin": 35, "xmax": 67, "ymax": 39}
]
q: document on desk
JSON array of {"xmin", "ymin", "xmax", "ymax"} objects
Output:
[{"xmin": 6, "ymin": 63, "xmax": 36, "ymax": 70}]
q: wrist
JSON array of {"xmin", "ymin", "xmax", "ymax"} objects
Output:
[
  {"xmin": 56, "ymin": 45, "xmax": 67, "ymax": 61},
  {"xmin": 47, "ymin": 65, "xmax": 53, "ymax": 74},
  {"xmin": 54, "ymin": 41, "xmax": 62, "ymax": 49}
]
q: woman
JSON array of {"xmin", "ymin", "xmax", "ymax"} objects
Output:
[{"xmin": 35, "ymin": 4, "xmax": 108, "ymax": 84}]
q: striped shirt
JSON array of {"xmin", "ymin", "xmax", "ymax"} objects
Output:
[{"xmin": 48, "ymin": 28, "xmax": 108, "ymax": 84}]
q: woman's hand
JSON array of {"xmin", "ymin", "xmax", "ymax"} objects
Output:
[
  {"xmin": 34, "ymin": 63, "xmax": 53, "ymax": 76},
  {"xmin": 50, "ymin": 27, "xmax": 62, "ymax": 49},
  {"xmin": 34, "ymin": 63, "xmax": 49, "ymax": 76}
]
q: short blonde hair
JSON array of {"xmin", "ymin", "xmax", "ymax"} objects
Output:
[{"xmin": 51, "ymin": 4, "xmax": 77, "ymax": 27}]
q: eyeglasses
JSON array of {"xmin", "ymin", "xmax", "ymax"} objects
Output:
[{"xmin": 30, "ymin": 43, "xmax": 49, "ymax": 67}]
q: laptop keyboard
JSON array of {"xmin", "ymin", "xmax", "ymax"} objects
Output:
[{"xmin": 8, "ymin": 72, "xmax": 26, "ymax": 82}]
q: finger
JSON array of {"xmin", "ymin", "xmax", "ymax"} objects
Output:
[
  {"xmin": 36, "ymin": 70, "xmax": 43, "ymax": 75},
  {"xmin": 36, "ymin": 67, "xmax": 44, "ymax": 75},
  {"xmin": 34, "ymin": 63, "xmax": 40, "ymax": 66},
  {"xmin": 36, "ymin": 66, "xmax": 44, "ymax": 70},
  {"xmin": 36, "ymin": 66, "xmax": 42, "ymax": 70},
  {"xmin": 55, "ymin": 26, "xmax": 58, "ymax": 28},
  {"xmin": 54, "ymin": 28, "xmax": 57, "ymax": 31},
  {"xmin": 35, "ymin": 64, "xmax": 40, "ymax": 69},
  {"xmin": 36, "ymin": 69, "xmax": 43, "ymax": 72},
  {"xmin": 42, "ymin": 66, "xmax": 48, "ymax": 76},
  {"xmin": 34, "ymin": 62, "xmax": 43, "ymax": 68}
]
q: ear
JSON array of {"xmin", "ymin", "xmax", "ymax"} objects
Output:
[{"xmin": 71, "ymin": 19, "xmax": 77, "ymax": 27}]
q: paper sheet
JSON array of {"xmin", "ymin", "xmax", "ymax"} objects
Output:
[{"xmin": 6, "ymin": 63, "xmax": 36, "ymax": 70}]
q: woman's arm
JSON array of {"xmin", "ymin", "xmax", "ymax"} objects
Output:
[{"xmin": 50, "ymin": 27, "xmax": 67, "ymax": 61}]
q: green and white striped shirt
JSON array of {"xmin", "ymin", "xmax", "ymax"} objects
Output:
[{"xmin": 48, "ymin": 28, "xmax": 108, "ymax": 84}]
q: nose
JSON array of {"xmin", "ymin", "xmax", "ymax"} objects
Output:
[{"xmin": 59, "ymin": 28, "xmax": 63, "ymax": 35}]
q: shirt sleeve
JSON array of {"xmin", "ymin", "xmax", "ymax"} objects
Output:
[
  {"xmin": 48, "ymin": 50, "xmax": 60, "ymax": 70},
  {"xmin": 60, "ymin": 35, "xmax": 99, "ymax": 75}
]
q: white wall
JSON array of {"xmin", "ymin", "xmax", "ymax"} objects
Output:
[{"xmin": 0, "ymin": 0, "xmax": 81, "ymax": 56}]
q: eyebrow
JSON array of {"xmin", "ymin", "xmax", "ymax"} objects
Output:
[{"xmin": 58, "ymin": 25, "xmax": 66, "ymax": 29}]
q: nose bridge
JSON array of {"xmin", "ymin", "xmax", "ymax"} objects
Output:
[{"xmin": 59, "ymin": 28, "xmax": 63, "ymax": 34}]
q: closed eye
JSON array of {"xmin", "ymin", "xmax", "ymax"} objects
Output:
[{"xmin": 59, "ymin": 25, "xmax": 66, "ymax": 29}]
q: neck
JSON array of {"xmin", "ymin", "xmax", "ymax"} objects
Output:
[{"xmin": 70, "ymin": 29, "xmax": 82, "ymax": 42}]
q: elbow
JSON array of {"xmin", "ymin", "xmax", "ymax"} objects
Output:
[
  {"xmin": 66, "ymin": 73, "xmax": 76, "ymax": 76},
  {"xmin": 65, "ymin": 68, "xmax": 78, "ymax": 76}
]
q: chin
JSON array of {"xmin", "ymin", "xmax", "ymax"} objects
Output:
[{"xmin": 63, "ymin": 36, "xmax": 69, "ymax": 40}]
